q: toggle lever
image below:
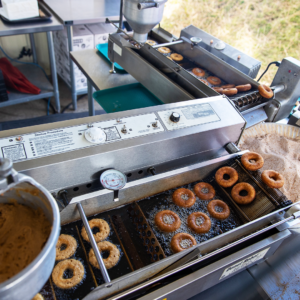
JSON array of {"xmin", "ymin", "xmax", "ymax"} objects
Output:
[{"xmin": 138, "ymin": 2, "xmax": 159, "ymax": 9}]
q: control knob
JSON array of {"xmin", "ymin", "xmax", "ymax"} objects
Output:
[
  {"xmin": 170, "ymin": 112, "xmax": 180, "ymax": 123},
  {"xmin": 85, "ymin": 127, "xmax": 106, "ymax": 144}
]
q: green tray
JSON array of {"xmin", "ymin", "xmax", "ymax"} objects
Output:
[{"xmin": 93, "ymin": 83, "xmax": 163, "ymax": 113}]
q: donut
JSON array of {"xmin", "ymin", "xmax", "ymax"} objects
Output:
[
  {"xmin": 187, "ymin": 212, "xmax": 211, "ymax": 233},
  {"xmin": 172, "ymin": 188, "xmax": 196, "ymax": 207},
  {"xmin": 32, "ymin": 294, "xmax": 44, "ymax": 300},
  {"xmin": 258, "ymin": 84, "xmax": 273, "ymax": 99},
  {"xmin": 171, "ymin": 233, "xmax": 197, "ymax": 253},
  {"xmin": 170, "ymin": 53, "xmax": 183, "ymax": 62},
  {"xmin": 215, "ymin": 166, "xmax": 238, "ymax": 188},
  {"xmin": 231, "ymin": 183, "xmax": 256, "ymax": 204},
  {"xmin": 261, "ymin": 170, "xmax": 284, "ymax": 188},
  {"xmin": 81, "ymin": 219, "xmax": 110, "ymax": 243},
  {"xmin": 221, "ymin": 84, "xmax": 235, "ymax": 89},
  {"xmin": 222, "ymin": 88, "xmax": 238, "ymax": 96},
  {"xmin": 200, "ymin": 79, "xmax": 209, "ymax": 85},
  {"xmin": 52, "ymin": 259, "xmax": 85, "ymax": 289},
  {"xmin": 236, "ymin": 84, "xmax": 252, "ymax": 92},
  {"xmin": 146, "ymin": 40, "xmax": 157, "ymax": 46},
  {"xmin": 194, "ymin": 182, "xmax": 215, "ymax": 200},
  {"xmin": 192, "ymin": 68, "xmax": 205, "ymax": 77},
  {"xmin": 158, "ymin": 47, "xmax": 171, "ymax": 54},
  {"xmin": 241, "ymin": 152, "xmax": 264, "ymax": 171},
  {"xmin": 207, "ymin": 200, "xmax": 230, "ymax": 220},
  {"xmin": 207, "ymin": 76, "xmax": 222, "ymax": 85},
  {"xmin": 89, "ymin": 241, "xmax": 120, "ymax": 269},
  {"xmin": 155, "ymin": 210, "xmax": 181, "ymax": 232},
  {"xmin": 56, "ymin": 234, "xmax": 77, "ymax": 261},
  {"xmin": 212, "ymin": 87, "xmax": 223, "ymax": 94}
]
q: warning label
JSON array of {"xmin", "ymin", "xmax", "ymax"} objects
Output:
[
  {"xmin": 103, "ymin": 126, "xmax": 120, "ymax": 141},
  {"xmin": 2, "ymin": 144, "xmax": 27, "ymax": 161}
]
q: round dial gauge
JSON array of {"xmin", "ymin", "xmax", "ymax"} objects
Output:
[
  {"xmin": 100, "ymin": 169, "xmax": 127, "ymax": 190},
  {"xmin": 85, "ymin": 127, "xmax": 106, "ymax": 144}
]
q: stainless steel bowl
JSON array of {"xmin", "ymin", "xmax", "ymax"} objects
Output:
[{"xmin": 0, "ymin": 159, "xmax": 60, "ymax": 300}]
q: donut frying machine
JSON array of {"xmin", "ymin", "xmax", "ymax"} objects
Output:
[{"xmin": 1, "ymin": 97, "xmax": 300, "ymax": 300}]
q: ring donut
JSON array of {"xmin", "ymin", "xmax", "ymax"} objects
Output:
[
  {"xmin": 222, "ymin": 88, "xmax": 238, "ymax": 96},
  {"xmin": 81, "ymin": 219, "xmax": 110, "ymax": 243},
  {"xmin": 258, "ymin": 84, "xmax": 273, "ymax": 99},
  {"xmin": 56, "ymin": 234, "xmax": 77, "ymax": 261},
  {"xmin": 171, "ymin": 233, "xmax": 197, "ymax": 253},
  {"xmin": 170, "ymin": 53, "xmax": 183, "ymax": 62},
  {"xmin": 221, "ymin": 84, "xmax": 235, "ymax": 89},
  {"xmin": 215, "ymin": 166, "xmax": 239, "ymax": 188},
  {"xmin": 158, "ymin": 47, "xmax": 171, "ymax": 55},
  {"xmin": 172, "ymin": 188, "xmax": 196, "ymax": 207},
  {"xmin": 155, "ymin": 210, "xmax": 181, "ymax": 232},
  {"xmin": 32, "ymin": 294, "xmax": 44, "ymax": 300},
  {"xmin": 192, "ymin": 68, "xmax": 205, "ymax": 77},
  {"xmin": 241, "ymin": 152, "xmax": 264, "ymax": 171},
  {"xmin": 89, "ymin": 241, "xmax": 120, "ymax": 269},
  {"xmin": 212, "ymin": 87, "xmax": 223, "ymax": 94},
  {"xmin": 261, "ymin": 170, "xmax": 284, "ymax": 188},
  {"xmin": 194, "ymin": 182, "xmax": 215, "ymax": 200},
  {"xmin": 52, "ymin": 259, "xmax": 85, "ymax": 289},
  {"xmin": 200, "ymin": 79, "xmax": 209, "ymax": 85},
  {"xmin": 207, "ymin": 200, "xmax": 230, "ymax": 220},
  {"xmin": 207, "ymin": 76, "xmax": 222, "ymax": 85},
  {"xmin": 236, "ymin": 84, "xmax": 252, "ymax": 92},
  {"xmin": 231, "ymin": 183, "xmax": 256, "ymax": 204},
  {"xmin": 187, "ymin": 212, "xmax": 211, "ymax": 233},
  {"xmin": 146, "ymin": 40, "xmax": 157, "ymax": 46}
]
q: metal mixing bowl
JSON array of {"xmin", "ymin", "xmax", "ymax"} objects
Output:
[{"xmin": 0, "ymin": 165, "xmax": 60, "ymax": 300}]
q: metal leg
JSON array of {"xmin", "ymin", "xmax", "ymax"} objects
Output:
[
  {"xmin": 110, "ymin": 62, "xmax": 116, "ymax": 74},
  {"xmin": 88, "ymin": 80, "xmax": 95, "ymax": 116},
  {"xmin": 29, "ymin": 33, "xmax": 38, "ymax": 64},
  {"xmin": 66, "ymin": 25, "xmax": 77, "ymax": 110},
  {"xmin": 46, "ymin": 31, "xmax": 60, "ymax": 113}
]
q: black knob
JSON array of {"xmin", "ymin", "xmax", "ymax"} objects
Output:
[{"xmin": 170, "ymin": 112, "xmax": 180, "ymax": 122}]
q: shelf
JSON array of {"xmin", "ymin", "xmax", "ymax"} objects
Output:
[{"xmin": 0, "ymin": 64, "xmax": 54, "ymax": 108}]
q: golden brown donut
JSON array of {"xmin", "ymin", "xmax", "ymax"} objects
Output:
[
  {"xmin": 146, "ymin": 40, "xmax": 157, "ymax": 46},
  {"xmin": 155, "ymin": 210, "xmax": 181, "ymax": 232},
  {"xmin": 236, "ymin": 84, "xmax": 252, "ymax": 92},
  {"xmin": 207, "ymin": 76, "xmax": 222, "ymax": 85},
  {"xmin": 89, "ymin": 241, "xmax": 120, "ymax": 269},
  {"xmin": 56, "ymin": 234, "xmax": 77, "ymax": 261},
  {"xmin": 241, "ymin": 152, "xmax": 264, "ymax": 171},
  {"xmin": 192, "ymin": 67, "xmax": 205, "ymax": 77},
  {"xmin": 52, "ymin": 259, "xmax": 85, "ymax": 289},
  {"xmin": 215, "ymin": 166, "xmax": 239, "ymax": 188},
  {"xmin": 172, "ymin": 188, "xmax": 196, "ymax": 207},
  {"xmin": 221, "ymin": 84, "xmax": 235, "ymax": 89},
  {"xmin": 171, "ymin": 233, "xmax": 197, "ymax": 253},
  {"xmin": 222, "ymin": 88, "xmax": 238, "ymax": 96},
  {"xmin": 258, "ymin": 84, "xmax": 273, "ymax": 99},
  {"xmin": 200, "ymin": 79, "xmax": 209, "ymax": 85},
  {"xmin": 170, "ymin": 53, "xmax": 183, "ymax": 61},
  {"xmin": 212, "ymin": 87, "xmax": 223, "ymax": 94},
  {"xmin": 231, "ymin": 183, "xmax": 256, "ymax": 204},
  {"xmin": 207, "ymin": 200, "xmax": 230, "ymax": 220},
  {"xmin": 194, "ymin": 182, "xmax": 215, "ymax": 200},
  {"xmin": 32, "ymin": 294, "xmax": 44, "ymax": 300},
  {"xmin": 158, "ymin": 47, "xmax": 171, "ymax": 54},
  {"xmin": 81, "ymin": 219, "xmax": 110, "ymax": 243},
  {"xmin": 187, "ymin": 212, "xmax": 211, "ymax": 233},
  {"xmin": 261, "ymin": 170, "xmax": 284, "ymax": 188}
]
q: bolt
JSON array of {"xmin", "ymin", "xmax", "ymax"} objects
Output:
[
  {"xmin": 210, "ymin": 40, "xmax": 213, "ymax": 44},
  {"xmin": 237, "ymin": 55, "xmax": 241, "ymax": 61}
]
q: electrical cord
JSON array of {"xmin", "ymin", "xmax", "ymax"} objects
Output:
[
  {"xmin": 257, "ymin": 61, "xmax": 281, "ymax": 82},
  {"xmin": 61, "ymin": 94, "xmax": 86, "ymax": 113}
]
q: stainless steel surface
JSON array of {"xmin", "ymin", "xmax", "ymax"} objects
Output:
[
  {"xmin": 70, "ymin": 49, "xmax": 137, "ymax": 91},
  {"xmin": 151, "ymin": 40, "xmax": 183, "ymax": 48},
  {"xmin": 265, "ymin": 57, "xmax": 300, "ymax": 122},
  {"xmin": 243, "ymin": 107, "xmax": 268, "ymax": 128},
  {"xmin": 180, "ymin": 25, "xmax": 261, "ymax": 78},
  {"xmin": 123, "ymin": 0, "xmax": 167, "ymax": 43},
  {"xmin": 42, "ymin": 0, "xmax": 121, "ymax": 25},
  {"xmin": 0, "ymin": 2, "xmax": 63, "ymax": 36},
  {"xmin": 135, "ymin": 230, "xmax": 291, "ymax": 300},
  {"xmin": 77, "ymin": 203, "xmax": 111, "ymax": 283},
  {"xmin": 0, "ymin": 163, "xmax": 60, "ymax": 300}
]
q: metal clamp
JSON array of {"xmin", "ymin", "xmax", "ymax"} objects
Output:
[
  {"xmin": 138, "ymin": 2, "xmax": 159, "ymax": 9},
  {"xmin": 0, "ymin": 158, "xmax": 19, "ymax": 190}
]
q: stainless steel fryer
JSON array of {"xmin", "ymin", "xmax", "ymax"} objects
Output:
[{"xmin": 0, "ymin": 98, "xmax": 299, "ymax": 300}]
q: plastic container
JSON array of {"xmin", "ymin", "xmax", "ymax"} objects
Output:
[{"xmin": 93, "ymin": 83, "xmax": 163, "ymax": 113}]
